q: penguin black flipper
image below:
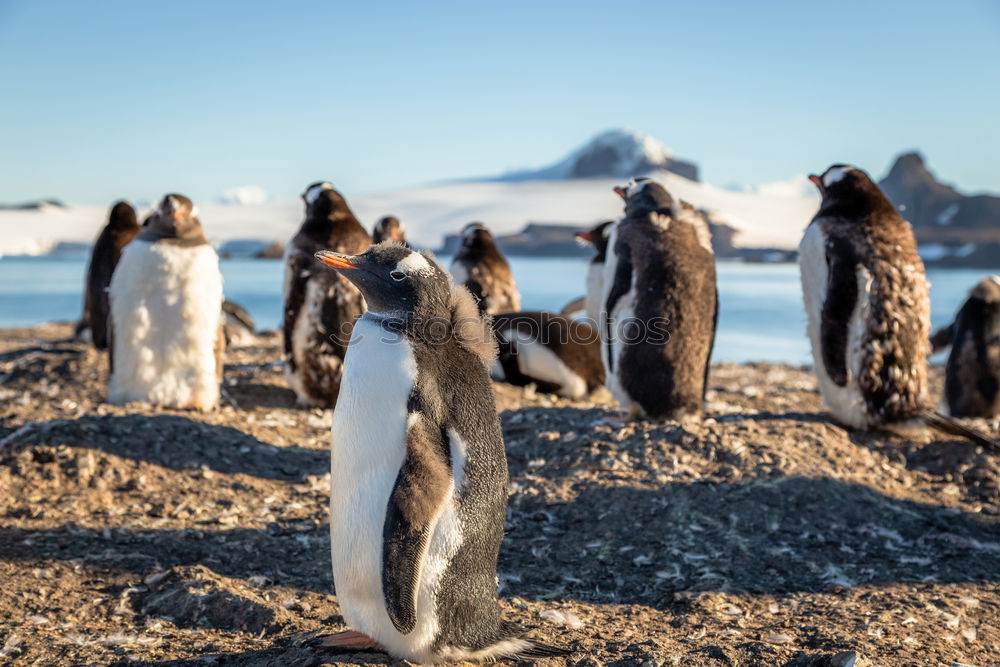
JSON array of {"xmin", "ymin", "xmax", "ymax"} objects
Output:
[
  {"xmin": 381, "ymin": 401, "xmax": 453, "ymax": 634},
  {"xmin": 604, "ymin": 242, "xmax": 633, "ymax": 374},
  {"xmin": 930, "ymin": 324, "xmax": 954, "ymax": 354},
  {"xmin": 820, "ymin": 235, "xmax": 858, "ymax": 387}
]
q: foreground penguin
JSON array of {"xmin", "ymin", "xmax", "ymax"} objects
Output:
[
  {"xmin": 800, "ymin": 165, "xmax": 996, "ymax": 446},
  {"xmin": 931, "ymin": 276, "xmax": 1000, "ymax": 418},
  {"xmin": 449, "ymin": 222, "xmax": 520, "ymax": 315},
  {"xmin": 492, "ymin": 311, "xmax": 604, "ymax": 399},
  {"xmin": 283, "ymin": 182, "xmax": 370, "ymax": 407},
  {"xmin": 372, "ymin": 215, "xmax": 408, "ymax": 246},
  {"xmin": 573, "ymin": 220, "xmax": 615, "ymax": 324},
  {"xmin": 77, "ymin": 201, "xmax": 140, "ymax": 348},
  {"xmin": 311, "ymin": 243, "xmax": 562, "ymax": 663},
  {"xmin": 107, "ymin": 194, "xmax": 223, "ymax": 410},
  {"xmin": 603, "ymin": 178, "xmax": 717, "ymax": 420}
]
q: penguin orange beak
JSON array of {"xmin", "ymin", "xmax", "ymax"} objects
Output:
[
  {"xmin": 315, "ymin": 251, "xmax": 356, "ymax": 270},
  {"xmin": 575, "ymin": 231, "xmax": 593, "ymax": 242},
  {"xmin": 613, "ymin": 186, "xmax": 627, "ymax": 200},
  {"xmin": 808, "ymin": 174, "xmax": 822, "ymax": 189},
  {"xmin": 172, "ymin": 211, "xmax": 184, "ymax": 220}
]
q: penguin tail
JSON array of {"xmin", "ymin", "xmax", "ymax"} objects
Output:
[
  {"xmin": 440, "ymin": 623, "xmax": 571, "ymax": 662},
  {"xmin": 922, "ymin": 411, "xmax": 999, "ymax": 452},
  {"xmin": 510, "ymin": 640, "xmax": 573, "ymax": 660}
]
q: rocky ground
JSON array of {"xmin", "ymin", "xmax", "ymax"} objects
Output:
[{"xmin": 0, "ymin": 323, "xmax": 998, "ymax": 667}]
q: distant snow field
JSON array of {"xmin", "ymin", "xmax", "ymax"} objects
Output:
[
  {"xmin": 0, "ymin": 129, "xmax": 824, "ymax": 256},
  {"xmin": 0, "ymin": 172, "xmax": 820, "ymax": 257}
]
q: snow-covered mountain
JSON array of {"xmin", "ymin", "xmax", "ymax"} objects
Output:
[
  {"xmin": 0, "ymin": 129, "xmax": 820, "ymax": 256},
  {"xmin": 497, "ymin": 129, "xmax": 700, "ymax": 182}
]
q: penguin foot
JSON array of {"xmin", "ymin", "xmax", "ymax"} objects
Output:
[{"xmin": 307, "ymin": 630, "xmax": 380, "ymax": 652}]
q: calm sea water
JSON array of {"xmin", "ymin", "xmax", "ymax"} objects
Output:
[{"xmin": 0, "ymin": 255, "xmax": 995, "ymax": 364}]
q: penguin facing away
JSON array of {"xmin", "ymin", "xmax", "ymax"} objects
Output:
[
  {"xmin": 282, "ymin": 182, "xmax": 371, "ymax": 407},
  {"xmin": 932, "ymin": 276, "xmax": 1000, "ymax": 418},
  {"xmin": 574, "ymin": 220, "xmax": 615, "ymax": 325},
  {"xmin": 602, "ymin": 178, "xmax": 718, "ymax": 420},
  {"xmin": 800, "ymin": 165, "xmax": 997, "ymax": 447},
  {"xmin": 107, "ymin": 194, "xmax": 224, "ymax": 411},
  {"xmin": 79, "ymin": 200, "xmax": 140, "ymax": 349},
  {"xmin": 449, "ymin": 222, "xmax": 521, "ymax": 316},
  {"xmin": 372, "ymin": 215, "xmax": 408, "ymax": 246},
  {"xmin": 799, "ymin": 164, "xmax": 931, "ymax": 429},
  {"xmin": 312, "ymin": 243, "xmax": 562, "ymax": 663},
  {"xmin": 491, "ymin": 311, "xmax": 604, "ymax": 399}
]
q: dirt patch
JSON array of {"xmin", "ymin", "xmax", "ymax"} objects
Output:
[{"xmin": 0, "ymin": 324, "xmax": 998, "ymax": 666}]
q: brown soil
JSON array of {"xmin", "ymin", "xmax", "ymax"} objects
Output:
[{"xmin": 0, "ymin": 323, "xmax": 998, "ymax": 667}]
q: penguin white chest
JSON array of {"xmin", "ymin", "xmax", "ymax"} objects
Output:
[
  {"xmin": 584, "ymin": 261, "xmax": 605, "ymax": 325},
  {"xmin": 799, "ymin": 223, "xmax": 871, "ymax": 427},
  {"xmin": 600, "ymin": 227, "xmax": 637, "ymax": 410},
  {"xmin": 329, "ymin": 316, "xmax": 417, "ymax": 637}
]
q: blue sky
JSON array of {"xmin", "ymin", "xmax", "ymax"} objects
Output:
[{"xmin": 1, "ymin": 1, "xmax": 998, "ymax": 205}]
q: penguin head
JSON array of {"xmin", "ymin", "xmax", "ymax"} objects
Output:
[
  {"xmin": 575, "ymin": 220, "xmax": 614, "ymax": 261},
  {"xmin": 107, "ymin": 200, "xmax": 138, "ymax": 230},
  {"xmin": 457, "ymin": 222, "xmax": 497, "ymax": 253},
  {"xmin": 315, "ymin": 242, "xmax": 448, "ymax": 317},
  {"xmin": 971, "ymin": 275, "xmax": 1000, "ymax": 304},
  {"xmin": 809, "ymin": 164, "xmax": 896, "ymax": 218},
  {"xmin": 373, "ymin": 215, "xmax": 406, "ymax": 244},
  {"xmin": 613, "ymin": 178, "xmax": 674, "ymax": 216},
  {"xmin": 317, "ymin": 243, "xmax": 499, "ymax": 363},
  {"xmin": 302, "ymin": 181, "xmax": 349, "ymax": 219},
  {"xmin": 141, "ymin": 194, "xmax": 203, "ymax": 241}
]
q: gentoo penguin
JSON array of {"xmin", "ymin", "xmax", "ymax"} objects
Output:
[
  {"xmin": 77, "ymin": 201, "xmax": 140, "ymax": 348},
  {"xmin": 800, "ymin": 165, "xmax": 997, "ymax": 447},
  {"xmin": 800, "ymin": 164, "xmax": 931, "ymax": 429},
  {"xmin": 107, "ymin": 194, "xmax": 224, "ymax": 411},
  {"xmin": 574, "ymin": 220, "xmax": 615, "ymax": 325},
  {"xmin": 311, "ymin": 243, "xmax": 561, "ymax": 663},
  {"xmin": 491, "ymin": 311, "xmax": 604, "ymax": 399},
  {"xmin": 282, "ymin": 182, "xmax": 370, "ymax": 407},
  {"xmin": 449, "ymin": 222, "xmax": 520, "ymax": 315},
  {"xmin": 931, "ymin": 276, "xmax": 1000, "ymax": 418},
  {"xmin": 372, "ymin": 215, "xmax": 408, "ymax": 246},
  {"xmin": 602, "ymin": 178, "xmax": 717, "ymax": 420}
]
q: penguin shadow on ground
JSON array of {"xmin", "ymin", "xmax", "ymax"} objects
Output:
[
  {"xmin": 713, "ymin": 410, "xmax": 839, "ymax": 427},
  {"xmin": 0, "ymin": 413, "xmax": 328, "ymax": 481},
  {"xmin": 0, "ymin": 524, "xmax": 333, "ymax": 594},
  {"xmin": 502, "ymin": 475, "xmax": 1000, "ymax": 608}
]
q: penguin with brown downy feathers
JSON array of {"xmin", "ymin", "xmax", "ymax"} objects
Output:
[
  {"xmin": 107, "ymin": 194, "xmax": 224, "ymax": 411},
  {"xmin": 931, "ymin": 276, "xmax": 1000, "ymax": 419},
  {"xmin": 801, "ymin": 165, "xmax": 996, "ymax": 448},
  {"xmin": 603, "ymin": 179, "xmax": 717, "ymax": 420},
  {"xmin": 449, "ymin": 222, "xmax": 520, "ymax": 316},
  {"xmin": 491, "ymin": 311, "xmax": 604, "ymax": 399},
  {"xmin": 372, "ymin": 215, "xmax": 408, "ymax": 246},
  {"xmin": 311, "ymin": 243, "xmax": 564, "ymax": 663},
  {"xmin": 77, "ymin": 201, "xmax": 140, "ymax": 348},
  {"xmin": 282, "ymin": 182, "xmax": 371, "ymax": 407}
]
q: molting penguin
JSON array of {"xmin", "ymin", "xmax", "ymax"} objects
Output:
[
  {"xmin": 602, "ymin": 178, "xmax": 717, "ymax": 420},
  {"xmin": 372, "ymin": 215, "xmax": 409, "ymax": 246},
  {"xmin": 107, "ymin": 194, "xmax": 224, "ymax": 411},
  {"xmin": 800, "ymin": 165, "xmax": 996, "ymax": 447},
  {"xmin": 78, "ymin": 201, "xmax": 140, "ymax": 349},
  {"xmin": 283, "ymin": 182, "xmax": 371, "ymax": 407},
  {"xmin": 573, "ymin": 220, "xmax": 615, "ymax": 325},
  {"xmin": 222, "ymin": 299, "xmax": 256, "ymax": 347},
  {"xmin": 800, "ymin": 164, "xmax": 931, "ymax": 429},
  {"xmin": 311, "ymin": 243, "xmax": 562, "ymax": 663},
  {"xmin": 491, "ymin": 311, "xmax": 604, "ymax": 399},
  {"xmin": 931, "ymin": 276, "xmax": 1000, "ymax": 418},
  {"xmin": 449, "ymin": 222, "xmax": 520, "ymax": 315}
]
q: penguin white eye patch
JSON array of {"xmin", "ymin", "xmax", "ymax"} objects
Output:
[
  {"xmin": 822, "ymin": 166, "xmax": 854, "ymax": 187},
  {"xmin": 395, "ymin": 253, "xmax": 432, "ymax": 276},
  {"xmin": 304, "ymin": 182, "xmax": 334, "ymax": 205}
]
